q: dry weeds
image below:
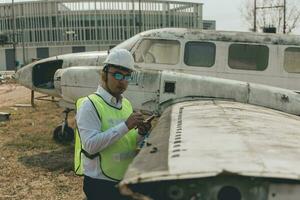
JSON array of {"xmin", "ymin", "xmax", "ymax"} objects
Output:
[{"xmin": 0, "ymin": 84, "xmax": 84, "ymax": 200}]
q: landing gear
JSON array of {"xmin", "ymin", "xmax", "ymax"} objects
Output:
[{"xmin": 53, "ymin": 108, "xmax": 74, "ymax": 144}]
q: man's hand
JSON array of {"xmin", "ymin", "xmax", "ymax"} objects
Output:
[
  {"xmin": 137, "ymin": 114, "xmax": 155, "ymax": 135},
  {"xmin": 125, "ymin": 112, "xmax": 144, "ymax": 130},
  {"xmin": 137, "ymin": 122, "xmax": 152, "ymax": 136}
]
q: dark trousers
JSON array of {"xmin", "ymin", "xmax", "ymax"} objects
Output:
[{"xmin": 83, "ymin": 175, "xmax": 129, "ymax": 200}]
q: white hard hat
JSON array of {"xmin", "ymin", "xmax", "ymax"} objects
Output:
[{"xmin": 103, "ymin": 49, "xmax": 135, "ymax": 71}]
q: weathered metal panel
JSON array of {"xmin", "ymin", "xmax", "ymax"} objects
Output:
[
  {"xmin": 159, "ymin": 71, "xmax": 249, "ymax": 106},
  {"xmin": 248, "ymin": 84, "xmax": 300, "ymax": 116},
  {"xmin": 158, "ymin": 71, "xmax": 300, "ymax": 116},
  {"xmin": 268, "ymin": 184, "xmax": 300, "ymax": 200},
  {"xmin": 59, "ymin": 66, "xmax": 100, "ymax": 103},
  {"xmin": 122, "ymin": 100, "xmax": 300, "ymax": 185},
  {"xmin": 124, "ymin": 106, "xmax": 172, "ymax": 180}
]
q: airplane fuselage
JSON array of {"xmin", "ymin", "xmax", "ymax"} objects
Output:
[{"xmin": 15, "ymin": 28, "xmax": 300, "ymax": 100}]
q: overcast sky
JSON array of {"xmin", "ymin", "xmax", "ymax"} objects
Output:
[
  {"xmin": 200, "ymin": 0, "xmax": 300, "ymax": 34},
  {"xmin": 201, "ymin": 0, "xmax": 247, "ymax": 31}
]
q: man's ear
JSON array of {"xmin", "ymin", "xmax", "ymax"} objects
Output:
[{"xmin": 101, "ymin": 71, "xmax": 107, "ymax": 82}]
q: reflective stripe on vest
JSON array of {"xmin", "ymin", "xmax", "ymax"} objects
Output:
[{"xmin": 74, "ymin": 93, "xmax": 137, "ymax": 181}]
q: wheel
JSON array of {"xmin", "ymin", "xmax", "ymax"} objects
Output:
[{"xmin": 53, "ymin": 125, "xmax": 74, "ymax": 144}]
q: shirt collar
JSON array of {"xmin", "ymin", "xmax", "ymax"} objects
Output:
[{"xmin": 96, "ymin": 85, "xmax": 123, "ymax": 108}]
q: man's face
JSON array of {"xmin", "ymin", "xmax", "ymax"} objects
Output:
[{"xmin": 105, "ymin": 66, "xmax": 131, "ymax": 97}]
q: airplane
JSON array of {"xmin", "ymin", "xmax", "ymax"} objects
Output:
[
  {"xmin": 14, "ymin": 28, "xmax": 300, "ymax": 142},
  {"xmin": 15, "ymin": 27, "xmax": 300, "ymax": 95},
  {"xmin": 52, "ymin": 67, "xmax": 300, "ymax": 200}
]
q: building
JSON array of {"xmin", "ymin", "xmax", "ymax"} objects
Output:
[{"xmin": 0, "ymin": 0, "xmax": 214, "ymax": 71}]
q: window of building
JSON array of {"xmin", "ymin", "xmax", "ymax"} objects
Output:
[
  {"xmin": 228, "ymin": 44, "xmax": 269, "ymax": 71},
  {"xmin": 134, "ymin": 39, "xmax": 180, "ymax": 65},
  {"xmin": 184, "ymin": 41, "xmax": 215, "ymax": 67},
  {"xmin": 284, "ymin": 47, "xmax": 300, "ymax": 73}
]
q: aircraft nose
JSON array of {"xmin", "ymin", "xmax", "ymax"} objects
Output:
[{"xmin": 13, "ymin": 64, "xmax": 33, "ymax": 89}]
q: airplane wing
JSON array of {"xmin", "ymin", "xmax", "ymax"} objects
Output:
[{"xmin": 120, "ymin": 99, "xmax": 300, "ymax": 200}]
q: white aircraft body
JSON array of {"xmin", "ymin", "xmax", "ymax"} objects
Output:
[{"xmin": 15, "ymin": 28, "xmax": 300, "ymax": 96}]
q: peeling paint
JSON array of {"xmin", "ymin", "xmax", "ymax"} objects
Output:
[{"xmin": 141, "ymin": 28, "xmax": 300, "ymax": 45}]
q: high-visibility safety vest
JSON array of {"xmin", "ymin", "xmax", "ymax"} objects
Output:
[{"xmin": 74, "ymin": 93, "xmax": 137, "ymax": 181}]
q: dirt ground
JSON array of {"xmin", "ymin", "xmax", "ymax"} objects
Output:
[{"xmin": 0, "ymin": 83, "xmax": 84, "ymax": 199}]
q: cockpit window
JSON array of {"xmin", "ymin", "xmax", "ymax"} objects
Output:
[
  {"xmin": 134, "ymin": 39, "xmax": 180, "ymax": 65},
  {"xmin": 284, "ymin": 47, "xmax": 300, "ymax": 73}
]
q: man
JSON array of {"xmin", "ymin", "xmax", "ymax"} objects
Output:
[{"xmin": 74, "ymin": 49, "xmax": 151, "ymax": 200}]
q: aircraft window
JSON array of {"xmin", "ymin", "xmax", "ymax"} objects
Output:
[
  {"xmin": 284, "ymin": 47, "xmax": 300, "ymax": 73},
  {"xmin": 184, "ymin": 41, "xmax": 215, "ymax": 67},
  {"xmin": 228, "ymin": 44, "xmax": 269, "ymax": 71},
  {"xmin": 134, "ymin": 39, "xmax": 180, "ymax": 65}
]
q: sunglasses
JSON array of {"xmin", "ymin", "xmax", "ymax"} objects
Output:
[{"xmin": 107, "ymin": 71, "xmax": 132, "ymax": 81}]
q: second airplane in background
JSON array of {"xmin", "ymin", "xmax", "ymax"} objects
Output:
[{"xmin": 15, "ymin": 27, "xmax": 300, "ymax": 96}]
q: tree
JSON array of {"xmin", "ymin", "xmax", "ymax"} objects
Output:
[{"xmin": 241, "ymin": 0, "xmax": 300, "ymax": 34}]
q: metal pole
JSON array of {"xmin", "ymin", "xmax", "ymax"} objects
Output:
[
  {"xmin": 254, "ymin": 0, "xmax": 257, "ymax": 32},
  {"xmin": 138, "ymin": 0, "xmax": 142, "ymax": 32},
  {"xmin": 283, "ymin": 0, "xmax": 286, "ymax": 33},
  {"xmin": 22, "ymin": 29, "xmax": 25, "ymax": 66},
  {"xmin": 31, "ymin": 90, "xmax": 35, "ymax": 107},
  {"xmin": 22, "ymin": 4, "xmax": 25, "ymax": 65},
  {"xmin": 12, "ymin": 0, "xmax": 17, "ymax": 70}
]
